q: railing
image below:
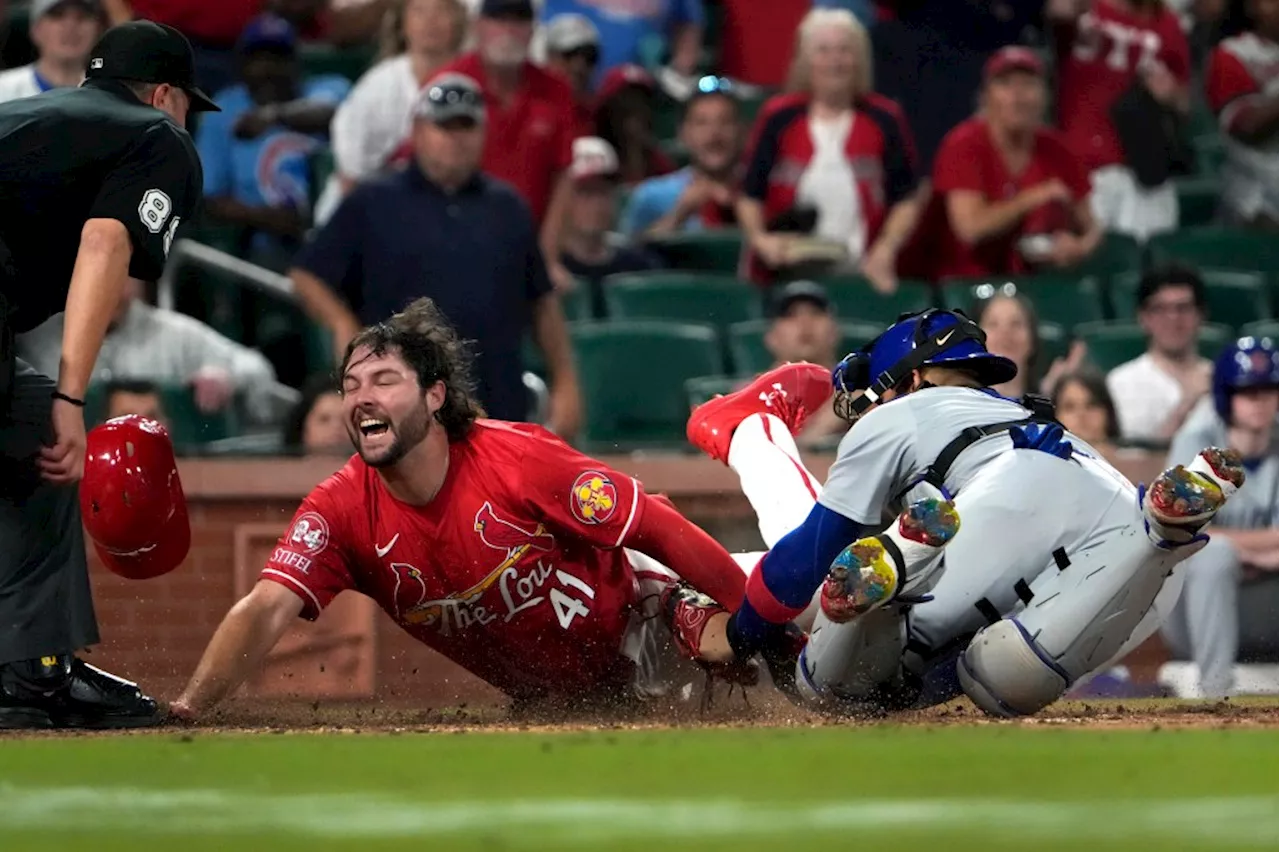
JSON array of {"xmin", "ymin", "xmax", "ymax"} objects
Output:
[{"xmin": 158, "ymin": 238, "xmax": 296, "ymax": 311}]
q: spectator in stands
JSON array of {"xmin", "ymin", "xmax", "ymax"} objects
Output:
[
  {"xmin": 102, "ymin": 379, "xmax": 169, "ymax": 428},
  {"xmin": 1204, "ymin": 0, "xmax": 1278, "ymax": 230},
  {"xmin": 621, "ymin": 74, "xmax": 743, "ymax": 236},
  {"xmin": 0, "ymin": 0, "xmax": 105, "ymax": 102},
  {"xmin": 1161, "ymin": 337, "xmax": 1278, "ymax": 698},
  {"xmin": 558, "ymin": 137, "xmax": 659, "ymax": 318},
  {"xmin": 438, "ymin": 0, "xmax": 578, "ymax": 291},
  {"xmin": 103, "ymin": 0, "xmax": 261, "ymax": 95},
  {"xmin": 930, "ymin": 47, "xmax": 1103, "ymax": 281},
  {"xmin": 196, "ymin": 14, "xmax": 352, "ymax": 271},
  {"xmin": 1050, "ymin": 367, "xmax": 1121, "ymax": 454},
  {"xmin": 288, "ymin": 74, "xmax": 582, "ymax": 434},
  {"xmin": 283, "ymin": 373, "xmax": 351, "ymax": 453},
  {"xmin": 717, "ymin": 0, "xmax": 810, "ymax": 89},
  {"xmin": 14, "ymin": 278, "xmax": 285, "ymax": 424},
  {"xmin": 763, "ymin": 280, "xmax": 846, "ymax": 446},
  {"xmin": 1049, "ymin": 0, "xmax": 1192, "ymax": 241},
  {"xmin": 542, "ymin": 12, "xmax": 600, "ymax": 138},
  {"xmin": 269, "ymin": 0, "xmax": 392, "ymax": 46},
  {"xmin": 973, "ymin": 291, "xmax": 1043, "ymax": 400},
  {"xmin": 738, "ymin": 9, "xmax": 920, "ymax": 294},
  {"xmin": 1106, "ymin": 263, "xmax": 1213, "ymax": 444},
  {"xmin": 538, "ymin": 0, "xmax": 703, "ymax": 92},
  {"xmin": 319, "ymin": 0, "xmax": 468, "ymax": 222},
  {"xmin": 595, "ymin": 64, "xmax": 676, "ymax": 185}
]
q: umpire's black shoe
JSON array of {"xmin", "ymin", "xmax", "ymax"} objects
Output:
[{"xmin": 0, "ymin": 655, "xmax": 163, "ymax": 730}]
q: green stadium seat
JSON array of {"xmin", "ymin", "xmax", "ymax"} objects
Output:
[
  {"xmin": 727, "ymin": 319, "xmax": 772, "ymax": 375},
  {"xmin": 571, "ymin": 321, "xmax": 723, "ymax": 449},
  {"xmin": 1075, "ymin": 320, "xmax": 1236, "ymax": 372},
  {"xmin": 1174, "ymin": 176, "xmax": 1220, "ymax": 227},
  {"xmin": 298, "ymin": 43, "xmax": 376, "ymax": 83},
  {"xmin": 86, "ymin": 382, "xmax": 238, "ymax": 451},
  {"xmin": 839, "ymin": 320, "xmax": 884, "ymax": 355},
  {"xmin": 941, "ymin": 275, "xmax": 1106, "ymax": 328},
  {"xmin": 523, "ymin": 285, "xmax": 591, "ymax": 376},
  {"xmin": 1074, "ymin": 232, "xmax": 1144, "ymax": 297},
  {"xmin": 603, "ymin": 272, "xmax": 761, "ymax": 338},
  {"xmin": 1149, "ymin": 227, "xmax": 1280, "ymax": 288},
  {"xmin": 644, "ymin": 230, "xmax": 744, "ymax": 273},
  {"xmin": 1111, "ymin": 269, "xmax": 1270, "ymax": 331},
  {"xmin": 686, "ymin": 374, "xmax": 746, "ymax": 409},
  {"xmin": 1192, "ymin": 134, "xmax": 1226, "ymax": 176},
  {"xmin": 818, "ymin": 276, "xmax": 935, "ymax": 324},
  {"xmin": 1241, "ymin": 320, "xmax": 1279, "ymax": 341}
]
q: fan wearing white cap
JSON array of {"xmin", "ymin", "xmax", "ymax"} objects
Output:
[
  {"xmin": 558, "ymin": 137, "xmax": 658, "ymax": 317},
  {"xmin": 0, "ymin": 0, "xmax": 107, "ymax": 103}
]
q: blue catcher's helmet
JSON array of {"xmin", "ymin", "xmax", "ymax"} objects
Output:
[
  {"xmin": 1212, "ymin": 335, "xmax": 1278, "ymax": 423},
  {"xmin": 832, "ymin": 309, "xmax": 1018, "ymax": 421}
]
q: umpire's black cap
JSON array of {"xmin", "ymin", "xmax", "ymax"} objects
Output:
[{"xmin": 84, "ymin": 21, "xmax": 220, "ymax": 112}]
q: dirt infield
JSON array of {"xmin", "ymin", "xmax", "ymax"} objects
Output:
[{"xmin": 6, "ymin": 694, "xmax": 1272, "ymax": 738}]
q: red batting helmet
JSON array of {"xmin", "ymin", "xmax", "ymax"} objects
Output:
[{"xmin": 80, "ymin": 415, "xmax": 191, "ymax": 580}]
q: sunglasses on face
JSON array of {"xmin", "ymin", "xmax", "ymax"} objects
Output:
[{"xmin": 561, "ymin": 45, "xmax": 600, "ymax": 65}]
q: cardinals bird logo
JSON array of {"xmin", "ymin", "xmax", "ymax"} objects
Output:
[{"xmin": 402, "ymin": 503, "xmax": 555, "ymax": 626}]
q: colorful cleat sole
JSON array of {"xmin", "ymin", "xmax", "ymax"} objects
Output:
[
  {"xmin": 1187, "ymin": 446, "xmax": 1246, "ymax": 498},
  {"xmin": 1145, "ymin": 465, "xmax": 1226, "ymax": 527},
  {"xmin": 898, "ymin": 497, "xmax": 962, "ymax": 547},
  {"xmin": 820, "ymin": 538, "xmax": 901, "ymax": 624}
]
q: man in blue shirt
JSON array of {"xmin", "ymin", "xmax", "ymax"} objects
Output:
[
  {"xmin": 195, "ymin": 14, "xmax": 351, "ymax": 270},
  {"xmin": 539, "ymin": 0, "xmax": 703, "ymax": 88},
  {"xmin": 620, "ymin": 77, "xmax": 742, "ymax": 236},
  {"xmin": 288, "ymin": 73, "xmax": 582, "ymax": 436}
]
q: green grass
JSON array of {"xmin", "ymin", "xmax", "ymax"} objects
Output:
[{"xmin": 0, "ymin": 727, "xmax": 1275, "ymax": 851}]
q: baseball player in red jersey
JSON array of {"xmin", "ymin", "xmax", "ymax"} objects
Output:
[{"xmin": 170, "ymin": 298, "xmax": 785, "ymax": 718}]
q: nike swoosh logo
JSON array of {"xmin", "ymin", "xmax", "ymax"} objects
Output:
[
  {"xmin": 935, "ymin": 330, "xmax": 955, "ymax": 346},
  {"xmin": 375, "ymin": 533, "xmax": 400, "ymax": 558}
]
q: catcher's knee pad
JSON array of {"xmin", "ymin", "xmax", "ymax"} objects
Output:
[
  {"xmin": 958, "ymin": 619, "xmax": 1067, "ymax": 718},
  {"xmin": 796, "ymin": 608, "xmax": 907, "ymax": 712}
]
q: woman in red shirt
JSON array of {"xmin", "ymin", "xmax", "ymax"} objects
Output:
[
  {"xmin": 736, "ymin": 8, "xmax": 920, "ymax": 292},
  {"xmin": 931, "ymin": 47, "xmax": 1102, "ymax": 281}
]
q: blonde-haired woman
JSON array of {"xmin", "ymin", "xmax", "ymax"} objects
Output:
[
  {"xmin": 316, "ymin": 0, "xmax": 469, "ymax": 223},
  {"xmin": 738, "ymin": 8, "xmax": 922, "ymax": 294}
]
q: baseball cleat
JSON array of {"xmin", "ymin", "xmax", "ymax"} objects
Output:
[
  {"xmin": 1186, "ymin": 446, "xmax": 1246, "ymax": 500},
  {"xmin": 1144, "ymin": 465, "xmax": 1229, "ymax": 528},
  {"xmin": 820, "ymin": 497, "xmax": 961, "ymax": 623},
  {"xmin": 686, "ymin": 363, "xmax": 832, "ymax": 464}
]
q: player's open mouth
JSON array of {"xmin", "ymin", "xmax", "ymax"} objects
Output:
[{"xmin": 359, "ymin": 418, "xmax": 390, "ymax": 438}]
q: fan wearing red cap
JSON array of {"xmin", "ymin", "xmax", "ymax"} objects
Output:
[
  {"xmin": 595, "ymin": 64, "xmax": 677, "ymax": 185},
  {"xmin": 927, "ymin": 45, "xmax": 1101, "ymax": 280}
]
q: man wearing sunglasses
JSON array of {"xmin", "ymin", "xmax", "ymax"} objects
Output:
[{"xmin": 621, "ymin": 75, "xmax": 743, "ymax": 236}]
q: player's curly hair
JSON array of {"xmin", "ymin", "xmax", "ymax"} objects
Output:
[{"xmin": 341, "ymin": 297, "xmax": 485, "ymax": 442}]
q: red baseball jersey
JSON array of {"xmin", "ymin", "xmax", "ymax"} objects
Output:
[
  {"xmin": 261, "ymin": 421, "xmax": 646, "ymax": 700},
  {"xmin": 741, "ymin": 92, "xmax": 918, "ymax": 285},
  {"xmin": 1054, "ymin": 0, "xmax": 1189, "ymax": 172},
  {"xmin": 931, "ymin": 117, "xmax": 1091, "ymax": 279},
  {"xmin": 437, "ymin": 53, "xmax": 577, "ymax": 222},
  {"xmin": 1205, "ymin": 32, "xmax": 1278, "ymax": 121}
]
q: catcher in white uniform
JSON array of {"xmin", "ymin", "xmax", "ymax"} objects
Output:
[{"xmin": 685, "ymin": 308, "xmax": 1245, "ymax": 717}]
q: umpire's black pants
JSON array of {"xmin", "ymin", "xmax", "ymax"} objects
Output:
[{"xmin": 0, "ymin": 347, "xmax": 100, "ymax": 666}]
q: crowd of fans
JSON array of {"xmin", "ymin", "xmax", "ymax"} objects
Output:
[{"xmin": 0, "ymin": 0, "xmax": 1274, "ymax": 698}]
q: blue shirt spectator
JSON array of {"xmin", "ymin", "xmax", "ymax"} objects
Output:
[
  {"xmin": 540, "ymin": 0, "xmax": 705, "ymax": 87},
  {"xmin": 621, "ymin": 169, "xmax": 701, "ymax": 234},
  {"xmin": 195, "ymin": 14, "xmax": 351, "ymax": 268}
]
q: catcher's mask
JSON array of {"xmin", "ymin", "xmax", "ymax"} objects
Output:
[{"xmin": 831, "ymin": 308, "xmax": 1018, "ymax": 423}]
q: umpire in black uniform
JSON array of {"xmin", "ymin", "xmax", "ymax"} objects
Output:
[{"xmin": 0, "ymin": 21, "xmax": 215, "ymax": 729}]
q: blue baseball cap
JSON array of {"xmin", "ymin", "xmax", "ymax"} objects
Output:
[{"xmin": 237, "ymin": 14, "xmax": 297, "ymax": 55}]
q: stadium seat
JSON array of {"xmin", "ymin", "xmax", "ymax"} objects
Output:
[
  {"xmin": 1037, "ymin": 321, "xmax": 1068, "ymax": 379},
  {"xmin": 686, "ymin": 374, "xmax": 746, "ymax": 409},
  {"xmin": 603, "ymin": 272, "xmax": 761, "ymax": 340},
  {"xmin": 1174, "ymin": 176, "xmax": 1220, "ymax": 227},
  {"xmin": 1192, "ymin": 134, "xmax": 1226, "ymax": 176},
  {"xmin": 818, "ymin": 275, "xmax": 935, "ymax": 324},
  {"xmin": 727, "ymin": 320, "xmax": 772, "ymax": 374},
  {"xmin": 1148, "ymin": 228, "xmax": 1280, "ymax": 288},
  {"xmin": 644, "ymin": 230, "xmax": 744, "ymax": 273},
  {"xmin": 1076, "ymin": 232, "xmax": 1144, "ymax": 296},
  {"xmin": 839, "ymin": 320, "xmax": 884, "ymax": 355},
  {"xmin": 571, "ymin": 321, "xmax": 723, "ymax": 449},
  {"xmin": 941, "ymin": 275, "xmax": 1106, "ymax": 328},
  {"xmin": 1111, "ymin": 269, "xmax": 1270, "ymax": 332},
  {"xmin": 1241, "ymin": 320, "xmax": 1279, "ymax": 341},
  {"xmin": 1075, "ymin": 320, "xmax": 1236, "ymax": 372}
]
